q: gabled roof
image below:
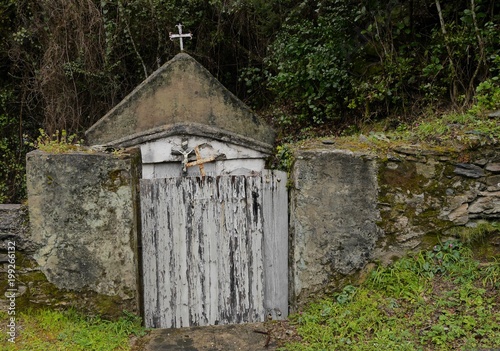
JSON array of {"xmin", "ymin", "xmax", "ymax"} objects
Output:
[{"xmin": 85, "ymin": 53, "xmax": 275, "ymax": 153}]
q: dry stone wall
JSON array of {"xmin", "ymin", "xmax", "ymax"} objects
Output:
[
  {"xmin": 0, "ymin": 204, "xmax": 30, "ymax": 312},
  {"xmin": 290, "ymin": 142, "xmax": 500, "ymax": 308},
  {"xmin": 379, "ymin": 146, "xmax": 500, "ymax": 252}
]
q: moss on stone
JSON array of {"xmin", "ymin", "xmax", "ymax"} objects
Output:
[
  {"xmin": 0, "ymin": 249, "xmax": 136, "ymax": 320},
  {"xmin": 379, "ymin": 162, "xmax": 428, "ymax": 193}
]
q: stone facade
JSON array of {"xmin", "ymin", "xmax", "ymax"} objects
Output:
[
  {"xmin": 5, "ymin": 141, "xmax": 500, "ymax": 318},
  {"xmin": 16, "ymin": 53, "xmax": 279, "ymax": 322},
  {"xmin": 12, "ymin": 52, "xmax": 500, "ymax": 320},
  {"xmin": 379, "ymin": 146, "xmax": 500, "ymax": 253},
  {"xmin": 0, "ymin": 204, "xmax": 29, "ymax": 253}
]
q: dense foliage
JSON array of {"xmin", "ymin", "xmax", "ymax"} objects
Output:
[{"xmin": 1, "ymin": 0, "xmax": 499, "ymax": 202}]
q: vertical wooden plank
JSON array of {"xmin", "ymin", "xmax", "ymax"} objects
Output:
[
  {"xmin": 262, "ymin": 170, "xmax": 289, "ymax": 320},
  {"xmin": 140, "ymin": 179, "xmax": 159, "ymax": 327},
  {"xmin": 234, "ymin": 176, "xmax": 250, "ymax": 323},
  {"xmin": 217, "ymin": 176, "xmax": 232, "ymax": 324},
  {"xmin": 205, "ymin": 176, "xmax": 218, "ymax": 325},
  {"xmin": 174, "ymin": 178, "xmax": 190, "ymax": 327},
  {"xmin": 187, "ymin": 177, "xmax": 201, "ymax": 326},
  {"xmin": 157, "ymin": 178, "xmax": 173, "ymax": 327},
  {"xmin": 187, "ymin": 176, "xmax": 210, "ymax": 326},
  {"xmin": 246, "ymin": 176, "xmax": 265, "ymax": 322}
]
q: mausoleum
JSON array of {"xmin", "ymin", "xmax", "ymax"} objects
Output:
[{"xmin": 27, "ymin": 53, "xmax": 288, "ymax": 328}]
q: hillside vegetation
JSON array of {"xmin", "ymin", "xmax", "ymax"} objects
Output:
[
  {"xmin": 1, "ymin": 0, "xmax": 499, "ymax": 202},
  {"xmin": 277, "ymin": 239, "xmax": 500, "ymax": 351}
]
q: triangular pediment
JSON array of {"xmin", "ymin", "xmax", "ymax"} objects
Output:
[{"xmin": 86, "ymin": 54, "xmax": 274, "ymax": 153}]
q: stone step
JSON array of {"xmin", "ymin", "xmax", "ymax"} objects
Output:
[{"xmin": 139, "ymin": 323, "xmax": 277, "ymax": 351}]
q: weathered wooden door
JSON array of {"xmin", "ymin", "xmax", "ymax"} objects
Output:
[{"xmin": 140, "ymin": 170, "xmax": 288, "ymax": 328}]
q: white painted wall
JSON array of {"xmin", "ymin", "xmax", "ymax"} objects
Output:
[{"xmin": 140, "ymin": 136, "xmax": 269, "ymax": 178}]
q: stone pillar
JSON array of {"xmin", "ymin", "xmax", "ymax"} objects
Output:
[
  {"xmin": 26, "ymin": 149, "xmax": 141, "ymax": 315},
  {"xmin": 289, "ymin": 149, "xmax": 381, "ymax": 307}
]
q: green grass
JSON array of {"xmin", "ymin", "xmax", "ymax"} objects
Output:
[
  {"xmin": 331, "ymin": 107, "xmax": 500, "ymax": 151},
  {"xmin": 282, "ymin": 240, "xmax": 500, "ymax": 351},
  {"xmin": 0, "ymin": 309, "xmax": 146, "ymax": 351},
  {"xmin": 447, "ymin": 222, "xmax": 500, "ymax": 245},
  {"xmin": 387, "ymin": 109, "xmax": 500, "ymax": 147}
]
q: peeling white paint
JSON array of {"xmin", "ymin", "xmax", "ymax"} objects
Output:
[{"xmin": 141, "ymin": 171, "xmax": 288, "ymax": 328}]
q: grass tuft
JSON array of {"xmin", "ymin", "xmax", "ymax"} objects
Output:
[{"xmin": 1, "ymin": 309, "xmax": 146, "ymax": 351}]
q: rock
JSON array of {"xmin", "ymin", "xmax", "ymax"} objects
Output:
[
  {"xmin": 416, "ymin": 161, "xmax": 436, "ymax": 179},
  {"xmin": 394, "ymin": 146, "xmax": 422, "ymax": 156},
  {"xmin": 387, "ymin": 162, "xmax": 399, "ymax": 170},
  {"xmin": 454, "ymin": 163, "xmax": 485, "ymax": 178},
  {"xmin": 387, "ymin": 154, "xmax": 401, "ymax": 162},
  {"xmin": 447, "ymin": 195, "xmax": 469, "ymax": 211},
  {"xmin": 485, "ymin": 162, "xmax": 500, "ymax": 173},
  {"xmin": 486, "ymin": 175, "xmax": 500, "ymax": 191},
  {"xmin": 394, "ymin": 146, "xmax": 447, "ymax": 156},
  {"xmin": 448, "ymin": 203, "xmax": 469, "ymax": 225},
  {"xmin": 474, "ymin": 159, "xmax": 489, "ymax": 166},
  {"xmin": 488, "ymin": 110, "xmax": 500, "ymax": 118},
  {"xmin": 469, "ymin": 195, "xmax": 500, "ymax": 215},
  {"xmin": 0, "ymin": 204, "xmax": 21, "ymax": 232}
]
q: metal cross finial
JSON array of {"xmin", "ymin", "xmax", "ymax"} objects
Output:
[{"xmin": 169, "ymin": 24, "xmax": 193, "ymax": 51}]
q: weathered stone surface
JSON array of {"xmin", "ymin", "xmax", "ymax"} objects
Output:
[
  {"xmin": 290, "ymin": 149, "xmax": 381, "ymax": 305},
  {"xmin": 446, "ymin": 195, "xmax": 469, "ymax": 211},
  {"xmin": 474, "ymin": 159, "xmax": 488, "ymax": 166},
  {"xmin": 447, "ymin": 203, "xmax": 469, "ymax": 225},
  {"xmin": 26, "ymin": 150, "xmax": 141, "ymax": 312},
  {"xmin": 468, "ymin": 192, "xmax": 500, "ymax": 217},
  {"xmin": 142, "ymin": 323, "xmax": 278, "ymax": 351},
  {"xmin": 454, "ymin": 163, "xmax": 485, "ymax": 178},
  {"xmin": 485, "ymin": 162, "xmax": 500, "ymax": 172},
  {"xmin": 288, "ymin": 143, "xmax": 500, "ymax": 310},
  {"xmin": 86, "ymin": 53, "xmax": 274, "ymax": 151},
  {"xmin": 15, "ymin": 135, "xmax": 500, "ymax": 322},
  {"xmin": 488, "ymin": 110, "xmax": 500, "ymax": 118},
  {"xmin": 486, "ymin": 175, "xmax": 500, "ymax": 191},
  {"xmin": 394, "ymin": 145, "xmax": 448, "ymax": 156},
  {"xmin": 0, "ymin": 204, "xmax": 21, "ymax": 233},
  {"xmin": 0, "ymin": 204, "xmax": 35, "ymax": 253},
  {"xmin": 416, "ymin": 160, "xmax": 437, "ymax": 179}
]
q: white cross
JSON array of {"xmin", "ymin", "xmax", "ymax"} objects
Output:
[{"xmin": 169, "ymin": 24, "xmax": 192, "ymax": 51}]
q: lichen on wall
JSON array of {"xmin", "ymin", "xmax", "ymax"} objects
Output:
[
  {"xmin": 379, "ymin": 146, "xmax": 500, "ymax": 242},
  {"xmin": 289, "ymin": 148, "xmax": 382, "ymax": 307},
  {"xmin": 289, "ymin": 141, "xmax": 500, "ymax": 308},
  {"xmin": 24, "ymin": 149, "xmax": 141, "ymax": 315}
]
